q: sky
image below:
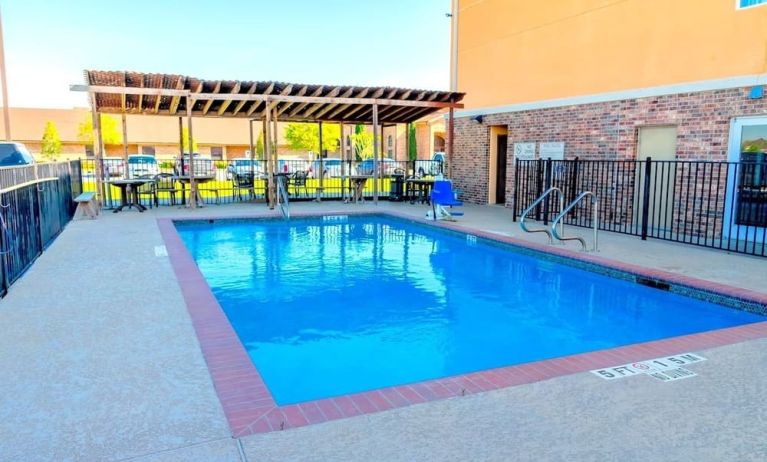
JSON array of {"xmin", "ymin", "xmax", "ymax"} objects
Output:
[{"xmin": 1, "ymin": 0, "xmax": 451, "ymax": 109}]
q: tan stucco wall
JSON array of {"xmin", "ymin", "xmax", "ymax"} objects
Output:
[{"xmin": 457, "ymin": 0, "xmax": 767, "ymax": 109}]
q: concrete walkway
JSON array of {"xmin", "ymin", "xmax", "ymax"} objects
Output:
[{"xmin": 0, "ymin": 201, "xmax": 764, "ymax": 461}]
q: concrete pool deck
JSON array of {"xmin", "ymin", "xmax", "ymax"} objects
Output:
[{"xmin": 0, "ymin": 201, "xmax": 765, "ymax": 461}]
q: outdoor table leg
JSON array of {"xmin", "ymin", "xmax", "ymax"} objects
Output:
[{"xmin": 113, "ymin": 184, "xmax": 128, "ymax": 213}]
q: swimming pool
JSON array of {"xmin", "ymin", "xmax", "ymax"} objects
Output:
[{"xmin": 175, "ymin": 215, "xmax": 764, "ymax": 405}]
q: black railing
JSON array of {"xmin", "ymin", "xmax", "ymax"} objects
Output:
[
  {"xmin": 79, "ymin": 157, "xmax": 444, "ymax": 206},
  {"xmin": 513, "ymin": 158, "xmax": 767, "ymax": 257},
  {"xmin": 0, "ymin": 161, "xmax": 79, "ymax": 296}
]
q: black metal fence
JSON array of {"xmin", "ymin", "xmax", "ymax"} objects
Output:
[
  {"xmin": 0, "ymin": 161, "xmax": 80, "ymax": 296},
  {"xmin": 79, "ymin": 157, "xmax": 445, "ymax": 207},
  {"xmin": 513, "ymin": 158, "xmax": 767, "ymax": 257}
]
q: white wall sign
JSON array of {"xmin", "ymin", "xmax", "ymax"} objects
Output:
[
  {"xmin": 513, "ymin": 142, "xmax": 536, "ymax": 160},
  {"xmin": 590, "ymin": 352, "xmax": 706, "ymax": 381},
  {"xmin": 539, "ymin": 142, "xmax": 565, "ymax": 160}
]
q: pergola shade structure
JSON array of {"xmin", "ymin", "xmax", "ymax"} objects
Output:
[
  {"xmin": 73, "ymin": 70, "xmax": 464, "ymax": 209},
  {"xmin": 81, "ymin": 70, "xmax": 463, "ymax": 124}
]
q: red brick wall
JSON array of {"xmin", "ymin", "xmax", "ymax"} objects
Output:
[{"xmin": 453, "ymin": 86, "xmax": 767, "ymax": 205}]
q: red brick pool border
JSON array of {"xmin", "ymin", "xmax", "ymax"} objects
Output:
[{"xmin": 157, "ymin": 211, "xmax": 767, "ymax": 437}]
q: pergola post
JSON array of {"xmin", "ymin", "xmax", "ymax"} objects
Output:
[
  {"xmin": 372, "ymin": 103, "xmax": 379, "ymax": 204},
  {"xmin": 317, "ymin": 121, "xmax": 323, "ymax": 201},
  {"xmin": 271, "ymin": 105, "xmax": 279, "ymax": 205},
  {"xmin": 90, "ymin": 93, "xmax": 104, "ymax": 208},
  {"xmin": 248, "ymin": 119, "xmax": 255, "ymax": 178},
  {"xmin": 121, "ymin": 112, "xmax": 128, "ymax": 165},
  {"xmin": 447, "ymin": 105, "xmax": 454, "ymax": 179},
  {"xmin": 186, "ymin": 97, "xmax": 197, "ymax": 208},
  {"xmin": 178, "ymin": 117, "xmax": 183, "ymax": 156},
  {"xmin": 340, "ymin": 122, "xmax": 346, "ymax": 202},
  {"xmin": 405, "ymin": 122, "xmax": 411, "ymax": 173},
  {"xmin": 265, "ymin": 100, "xmax": 274, "ymax": 209}
]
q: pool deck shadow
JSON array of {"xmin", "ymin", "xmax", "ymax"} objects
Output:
[{"xmin": 0, "ymin": 201, "xmax": 765, "ymax": 461}]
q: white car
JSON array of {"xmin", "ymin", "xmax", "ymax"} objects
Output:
[
  {"xmin": 102, "ymin": 157, "xmax": 125, "ymax": 177},
  {"xmin": 175, "ymin": 153, "xmax": 215, "ymax": 177},
  {"xmin": 127, "ymin": 155, "xmax": 160, "ymax": 178},
  {"xmin": 227, "ymin": 158, "xmax": 264, "ymax": 179}
]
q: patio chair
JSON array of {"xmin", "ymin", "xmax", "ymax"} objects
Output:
[
  {"xmin": 154, "ymin": 173, "xmax": 183, "ymax": 206},
  {"xmin": 430, "ymin": 180, "xmax": 464, "ymax": 221},
  {"xmin": 135, "ymin": 174, "xmax": 158, "ymax": 208},
  {"xmin": 291, "ymin": 170, "xmax": 309, "ymax": 198},
  {"xmin": 232, "ymin": 172, "xmax": 256, "ymax": 201}
]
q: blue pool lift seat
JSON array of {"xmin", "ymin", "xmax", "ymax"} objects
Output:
[{"xmin": 430, "ymin": 180, "xmax": 464, "ymax": 221}]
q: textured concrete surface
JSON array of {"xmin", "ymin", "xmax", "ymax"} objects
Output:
[{"xmin": 0, "ymin": 200, "xmax": 764, "ymax": 461}]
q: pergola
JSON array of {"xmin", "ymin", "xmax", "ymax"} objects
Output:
[{"xmin": 71, "ymin": 70, "xmax": 464, "ymax": 208}]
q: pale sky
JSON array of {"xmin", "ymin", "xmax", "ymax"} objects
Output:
[{"xmin": 1, "ymin": 0, "xmax": 451, "ymax": 108}]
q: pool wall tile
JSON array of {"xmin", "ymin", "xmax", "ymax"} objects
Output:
[{"xmin": 158, "ymin": 213, "xmax": 767, "ymax": 438}]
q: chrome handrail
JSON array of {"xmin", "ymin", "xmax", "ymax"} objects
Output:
[
  {"xmin": 277, "ymin": 175, "xmax": 290, "ymax": 219},
  {"xmin": 519, "ymin": 186, "xmax": 564, "ymax": 244},
  {"xmin": 551, "ymin": 191, "xmax": 599, "ymax": 251}
]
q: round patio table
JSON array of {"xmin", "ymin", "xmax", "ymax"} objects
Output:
[
  {"xmin": 104, "ymin": 178, "xmax": 153, "ymax": 213},
  {"xmin": 173, "ymin": 175, "xmax": 217, "ymax": 206}
]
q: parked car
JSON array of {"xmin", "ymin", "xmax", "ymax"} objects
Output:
[
  {"xmin": 226, "ymin": 158, "xmax": 263, "ymax": 179},
  {"xmin": 127, "ymin": 155, "xmax": 160, "ymax": 178},
  {"xmin": 0, "ymin": 142, "xmax": 34, "ymax": 167},
  {"xmin": 414, "ymin": 152, "xmax": 445, "ymax": 177},
  {"xmin": 102, "ymin": 157, "xmax": 125, "ymax": 177},
  {"xmin": 277, "ymin": 159, "xmax": 311, "ymax": 175},
  {"xmin": 174, "ymin": 153, "xmax": 215, "ymax": 177},
  {"xmin": 356, "ymin": 158, "xmax": 399, "ymax": 176},
  {"xmin": 309, "ymin": 158, "xmax": 343, "ymax": 178}
]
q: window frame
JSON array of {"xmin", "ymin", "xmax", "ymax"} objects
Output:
[{"xmin": 736, "ymin": 0, "xmax": 766, "ymax": 10}]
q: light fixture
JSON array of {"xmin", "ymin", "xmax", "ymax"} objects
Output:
[
  {"xmin": 471, "ymin": 115, "xmax": 483, "ymax": 124},
  {"xmin": 748, "ymin": 85, "xmax": 764, "ymax": 100}
]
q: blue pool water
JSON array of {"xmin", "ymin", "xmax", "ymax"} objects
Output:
[{"xmin": 176, "ymin": 215, "xmax": 763, "ymax": 405}]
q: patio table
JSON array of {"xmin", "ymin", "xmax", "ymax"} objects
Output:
[
  {"xmin": 104, "ymin": 178, "xmax": 153, "ymax": 213},
  {"xmin": 406, "ymin": 178, "xmax": 435, "ymax": 205},
  {"xmin": 173, "ymin": 175, "xmax": 216, "ymax": 206}
]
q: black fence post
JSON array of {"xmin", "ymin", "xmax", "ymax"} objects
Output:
[
  {"xmin": 543, "ymin": 157, "xmax": 553, "ymax": 225},
  {"xmin": 0, "ymin": 201, "xmax": 7, "ymax": 296},
  {"xmin": 512, "ymin": 158, "xmax": 520, "ymax": 222},
  {"xmin": 640, "ymin": 156, "xmax": 653, "ymax": 240},
  {"xmin": 568, "ymin": 156, "xmax": 580, "ymax": 219},
  {"xmin": 534, "ymin": 159, "xmax": 544, "ymax": 221}
]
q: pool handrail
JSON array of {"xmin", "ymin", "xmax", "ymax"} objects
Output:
[
  {"xmin": 277, "ymin": 174, "xmax": 290, "ymax": 219},
  {"xmin": 519, "ymin": 186, "xmax": 564, "ymax": 244},
  {"xmin": 551, "ymin": 191, "xmax": 599, "ymax": 251}
]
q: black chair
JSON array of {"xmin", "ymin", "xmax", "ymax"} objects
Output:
[
  {"xmin": 291, "ymin": 170, "xmax": 309, "ymax": 198},
  {"xmin": 135, "ymin": 174, "xmax": 158, "ymax": 208},
  {"xmin": 154, "ymin": 172, "xmax": 183, "ymax": 206},
  {"xmin": 232, "ymin": 172, "xmax": 256, "ymax": 201}
]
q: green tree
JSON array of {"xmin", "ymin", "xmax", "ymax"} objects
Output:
[
  {"xmin": 408, "ymin": 124, "xmax": 417, "ymax": 161},
  {"xmin": 181, "ymin": 127, "xmax": 199, "ymax": 152},
  {"xmin": 255, "ymin": 132, "xmax": 264, "ymax": 158},
  {"xmin": 284, "ymin": 123, "xmax": 340, "ymax": 155},
  {"xmin": 350, "ymin": 124, "xmax": 373, "ymax": 160},
  {"xmin": 40, "ymin": 121, "xmax": 62, "ymax": 161},
  {"xmin": 77, "ymin": 114, "xmax": 122, "ymax": 146}
]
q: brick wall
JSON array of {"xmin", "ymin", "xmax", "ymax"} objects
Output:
[{"xmin": 453, "ymin": 86, "xmax": 767, "ymax": 206}]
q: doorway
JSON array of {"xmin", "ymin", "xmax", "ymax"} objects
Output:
[
  {"xmin": 487, "ymin": 126, "xmax": 508, "ymax": 205},
  {"xmin": 495, "ymin": 135, "xmax": 508, "ymax": 204},
  {"xmin": 725, "ymin": 117, "xmax": 767, "ymax": 240},
  {"xmin": 633, "ymin": 126, "xmax": 677, "ymax": 231}
]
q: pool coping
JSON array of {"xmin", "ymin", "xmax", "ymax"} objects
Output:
[{"xmin": 157, "ymin": 210, "xmax": 767, "ymax": 438}]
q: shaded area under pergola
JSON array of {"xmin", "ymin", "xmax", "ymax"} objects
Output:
[{"xmin": 71, "ymin": 70, "xmax": 464, "ymax": 209}]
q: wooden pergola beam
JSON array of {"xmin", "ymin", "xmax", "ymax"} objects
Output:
[
  {"xmin": 217, "ymin": 82, "xmax": 240, "ymax": 116},
  {"xmin": 340, "ymin": 88, "xmax": 384, "ymax": 120},
  {"xmin": 168, "ymin": 76, "xmax": 185, "ymax": 115},
  {"xmin": 201, "ymin": 81, "xmax": 221, "ymax": 115},
  {"xmin": 326, "ymin": 87, "xmax": 369, "ymax": 119},
  {"xmin": 288, "ymin": 85, "xmax": 324, "ymax": 117},
  {"xmin": 276, "ymin": 84, "xmax": 307, "ymax": 116},
  {"xmin": 231, "ymin": 82, "xmax": 256, "ymax": 116},
  {"xmin": 302, "ymin": 87, "xmax": 341, "ymax": 118},
  {"xmin": 247, "ymin": 82, "xmax": 274, "ymax": 116}
]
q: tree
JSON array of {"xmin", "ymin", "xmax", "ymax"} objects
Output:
[
  {"xmin": 255, "ymin": 132, "xmax": 264, "ymax": 158},
  {"xmin": 350, "ymin": 124, "xmax": 374, "ymax": 160},
  {"xmin": 284, "ymin": 123, "xmax": 340, "ymax": 155},
  {"xmin": 40, "ymin": 121, "xmax": 62, "ymax": 161},
  {"xmin": 181, "ymin": 127, "xmax": 199, "ymax": 152},
  {"xmin": 408, "ymin": 124, "xmax": 417, "ymax": 161},
  {"xmin": 77, "ymin": 114, "xmax": 122, "ymax": 146}
]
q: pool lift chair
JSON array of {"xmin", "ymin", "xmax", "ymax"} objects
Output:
[{"xmin": 429, "ymin": 180, "xmax": 464, "ymax": 221}]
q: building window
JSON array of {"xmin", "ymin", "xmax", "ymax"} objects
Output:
[
  {"xmin": 141, "ymin": 146, "xmax": 156, "ymax": 156},
  {"xmin": 738, "ymin": 0, "xmax": 766, "ymax": 8},
  {"xmin": 84, "ymin": 146, "xmax": 94, "ymax": 157},
  {"xmin": 210, "ymin": 146, "xmax": 224, "ymax": 160}
]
